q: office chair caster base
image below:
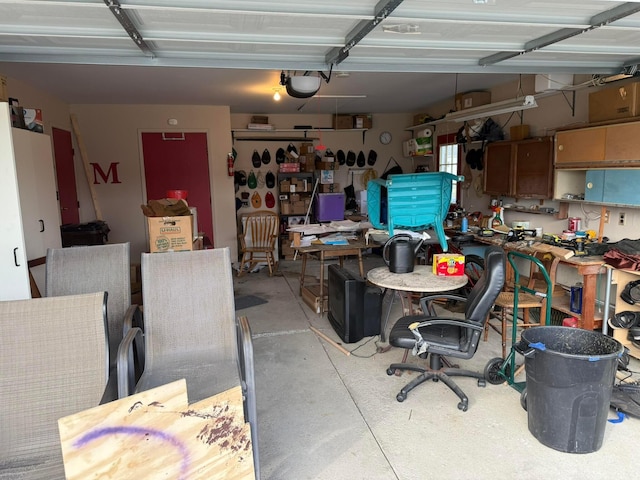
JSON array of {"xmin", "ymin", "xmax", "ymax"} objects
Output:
[
  {"xmin": 396, "ymin": 392, "xmax": 407, "ymax": 402},
  {"xmin": 458, "ymin": 401, "xmax": 468, "ymax": 412}
]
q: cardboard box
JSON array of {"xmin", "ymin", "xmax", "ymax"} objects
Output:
[
  {"xmin": 315, "ymin": 160, "xmax": 337, "ymax": 170},
  {"xmin": 456, "ymin": 91, "xmax": 491, "ymax": 111},
  {"xmin": 250, "ymin": 115, "xmax": 269, "ymax": 124},
  {"xmin": 319, "ymin": 183, "xmax": 340, "ymax": 193},
  {"xmin": 333, "ymin": 114, "xmax": 353, "ymax": 130},
  {"xmin": 280, "ymin": 201, "xmax": 291, "ymax": 215},
  {"xmin": 280, "ymin": 180, "xmax": 291, "ymax": 193},
  {"xmin": 433, "ymin": 254, "xmax": 465, "ymax": 276},
  {"xmin": 413, "ymin": 112, "xmax": 432, "ymax": 125},
  {"xmin": 589, "ymin": 82, "xmax": 640, "ymax": 123},
  {"xmin": 353, "ymin": 114, "xmax": 372, "ymax": 129},
  {"xmin": 147, "ymin": 215, "xmax": 193, "ymax": 253},
  {"xmin": 300, "ymin": 142, "xmax": 314, "ymax": 154},
  {"xmin": 510, "ymin": 124, "xmax": 530, "ymax": 141},
  {"xmin": 403, "ymin": 137, "xmax": 432, "ymax": 157}
]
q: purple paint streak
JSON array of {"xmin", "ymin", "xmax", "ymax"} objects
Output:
[{"xmin": 73, "ymin": 425, "xmax": 190, "ymax": 479}]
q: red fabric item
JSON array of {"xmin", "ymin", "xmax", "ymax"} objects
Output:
[{"xmin": 604, "ymin": 249, "xmax": 640, "ymax": 271}]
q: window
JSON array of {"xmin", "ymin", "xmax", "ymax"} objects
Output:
[{"xmin": 437, "ymin": 133, "xmax": 460, "ymax": 205}]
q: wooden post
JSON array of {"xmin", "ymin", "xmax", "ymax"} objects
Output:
[
  {"xmin": 70, "ymin": 114, "xmax": 103, "ymax": 221},
  {"xmin": 597, "ymin": 205, "xmax": 607, "ymax": 243}
]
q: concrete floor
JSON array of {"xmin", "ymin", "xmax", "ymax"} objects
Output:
[{"xmin": 234, "ymin": 253, "xmax": 640, "ymax": 480}]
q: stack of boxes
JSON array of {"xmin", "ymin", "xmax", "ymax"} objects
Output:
[{"xmin": 279, "ymin": 177, "xmax": 311, "ymax": 215}]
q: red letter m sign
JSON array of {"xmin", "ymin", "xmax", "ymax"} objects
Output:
[{"xmin": 91, "ymin": 162, "xmax": 122, "ymax": 184}]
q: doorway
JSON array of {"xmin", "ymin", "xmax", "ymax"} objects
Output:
[
  {"xmin": 52, "ymin": 127, "xmax": 79, "ymax": 225},
  {"xmin": 141, "ymin": 132, "xmax": 213, "ymax": 244}
]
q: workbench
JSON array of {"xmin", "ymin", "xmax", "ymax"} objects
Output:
[
  {"xmin": 473, "ymin": 234, "xmax": 606, "ymax": 331},
  {"xmin": 295, "ymin": 240, "xmax": 367, "ymax": 314}
]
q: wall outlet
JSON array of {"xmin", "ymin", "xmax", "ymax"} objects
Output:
[
  {"xmin": 619, "ymin": 212, "xmax": 627, "ymax": 226},
  {"xmin": 604, "ymin": 210, "xmax": 610, "ymax": 223}
]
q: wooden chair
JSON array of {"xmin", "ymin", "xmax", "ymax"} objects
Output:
[
  {"xmin": 485, "ymin": 251, "xmax": 559, "ymax": 358},
  {"xmin": 238, "ymin": 210, "xmax": 279, "ymax": 276}
]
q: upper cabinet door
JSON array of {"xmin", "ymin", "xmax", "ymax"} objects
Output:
[
  {"xmin": 484, "ymin": 142, "xmax": 513, "ymax": 196},
  {"xmin": 555, "ymin": 128, "xmax": 606, "ymax": 166},
  {"xmin": 514, "ymin": 137, "xmax": 554, "ymax": 199},
  {"xmin": 604, "ymin": 122, "xmax": 640, "ymax": 165}
]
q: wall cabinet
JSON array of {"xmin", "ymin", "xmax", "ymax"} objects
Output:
[
  {"xmin": 556, "ymin": 121, "xmax": 640, "ymax": 168},
  {"xmin": 0, "ymin": 104, "xmax": 30, "ymax": 300},
  {"xmin": 13, "ymin": 127, "xmax": 62, "ymax": 260},
  {"xmin": 0, "ymin": 103, "xmax": 61, "ymax": 300},
  {"xmin": 483, "ymin": 136, "xmax": 553, "ymax": 198}
]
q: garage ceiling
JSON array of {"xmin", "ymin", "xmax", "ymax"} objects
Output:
[{"xmin": 1, "ymin": 0, "xmax": 640, "ymax": 113}]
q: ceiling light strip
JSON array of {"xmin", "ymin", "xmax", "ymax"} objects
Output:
[
  {"xmin": 444, "ymin": 96, "xmax": 538, "ymax": 123},
  {"xmin": 325, "ymin": 0, "xmax": 406, "ymax": 66},
  {"xmin": 103, "ymin": 0, "xmax": 153, "ymax": 56}
]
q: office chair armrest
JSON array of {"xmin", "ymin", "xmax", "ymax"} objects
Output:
[
  {"xmin": 116, "ymin": 326, "xmax": 144, "ymax": 398},
  {"xmin": 409, "ymin": 316, "xmax": 484, "ymax": 333},
  {"xmin": 419, "ymin": 294, "xmax": 466, "ymax": 316}
]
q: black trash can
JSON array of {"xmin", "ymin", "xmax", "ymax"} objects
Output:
[
  {"xmin": 60, "ymin": 221, "xmax": 110, "ymax": 247},
  {"xmin": 520, "ymin": 326, "xmax": 623, "ymax": 454}
]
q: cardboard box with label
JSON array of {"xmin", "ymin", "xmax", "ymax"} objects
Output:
[
  {"xmin": 147, "ymin": 215, "xmax": 193, "ymax": 253},
  {"xmin": 433, "ymin": 254, "xmax": 465, "ymax": 276},
  {"xmin": 332, "ymin": 114, "xmax": 353, "ymax": 130},
  {"xmin": 141, "ymin": 198, "xmax": 194, "ymax": 253},
  {"xmin": 455, "ymin": 91, "xmax": 491, "ymax": 111},
  {"xmin": 589, "ymin": 82, "xmax": 640, "ymax": 123}
]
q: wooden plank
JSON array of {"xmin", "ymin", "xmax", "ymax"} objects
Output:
[
  {"xmin": 59, "ymin": 380, "xmax": 254, "ymax": 480},
  {"xmin": 70, "ymin": 114, "xmax": 103, "ymax": 221}
]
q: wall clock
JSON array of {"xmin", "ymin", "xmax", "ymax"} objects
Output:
[{"xmin": 379, "ymin": 131, "xmax": 392, "ymax": 145}]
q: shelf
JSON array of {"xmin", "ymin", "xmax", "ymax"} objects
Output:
[
  {"xmin": 231, "ymin": 128, "xmax": 368, "ymax": 143},
  {"xmin": 405, "ymin": 119, "xmax": 447, "ymax": 131}
]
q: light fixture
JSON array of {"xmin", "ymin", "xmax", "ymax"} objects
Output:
[
  {"xmin": 273, "ymin": 89, "xmax": 281, "ymax": 101},
  {"xmin": 280, "ymin": 70, "xmax": 328, "ymax": 98},
  {"xmin": 445, "ymin": 95, "xmax": 538, "ymax": 123}
]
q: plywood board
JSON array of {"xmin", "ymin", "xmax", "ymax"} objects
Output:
[{"xmin": 58, "ymin": 380, "xmax": 254, "ymax": 480}]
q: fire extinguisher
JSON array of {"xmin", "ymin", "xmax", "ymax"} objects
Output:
[{"xmin": 227, "ymin": 152, "xmax": 234, "ymax": 177}]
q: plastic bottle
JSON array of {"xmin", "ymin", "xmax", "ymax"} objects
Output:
[
  {"xmin": 461, "ymin": 216, "xmax": 468, "ymax": 232},
  {"xmin": 491, "ymin": 207, "xmax": 503, "ymax": 228}
]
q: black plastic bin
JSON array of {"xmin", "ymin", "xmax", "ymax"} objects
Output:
[
  {"xmin": 520, "ymin": 326, "xmax": 623, "ymax": 454},
  {"xmin": 60, "ymin": 221, "xmax": 110, "ymax": 247}
]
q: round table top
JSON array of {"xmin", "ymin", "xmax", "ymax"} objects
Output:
[{"xmin": 367, "ymin": 265, "xmax": 468, "ymax": 292}]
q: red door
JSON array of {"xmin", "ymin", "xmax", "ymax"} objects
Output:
[
  {"xmin": 52, "ymin": 127, "xmax": 80, "ymax": 225},
  {"xmin": 141, "ymin": 132, "xmax": 213, "ymax": 244}
]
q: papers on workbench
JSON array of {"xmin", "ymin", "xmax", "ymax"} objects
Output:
[
  {"xmin": 287, "ymin": 219, "xmax": 372, "ymax": 236},
  {"xmin": 365, "ymin": 228, "xmax": 431, "ymax": 245}
]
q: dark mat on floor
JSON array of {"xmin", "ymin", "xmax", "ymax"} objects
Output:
[{"xmin": 236, "ymin": 295, "xmax": 268, "ymax": 311}]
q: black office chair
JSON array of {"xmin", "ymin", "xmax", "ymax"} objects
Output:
[{"xmin": 386, "ymin": 246, "xmax": 505, "ymax": 411}]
